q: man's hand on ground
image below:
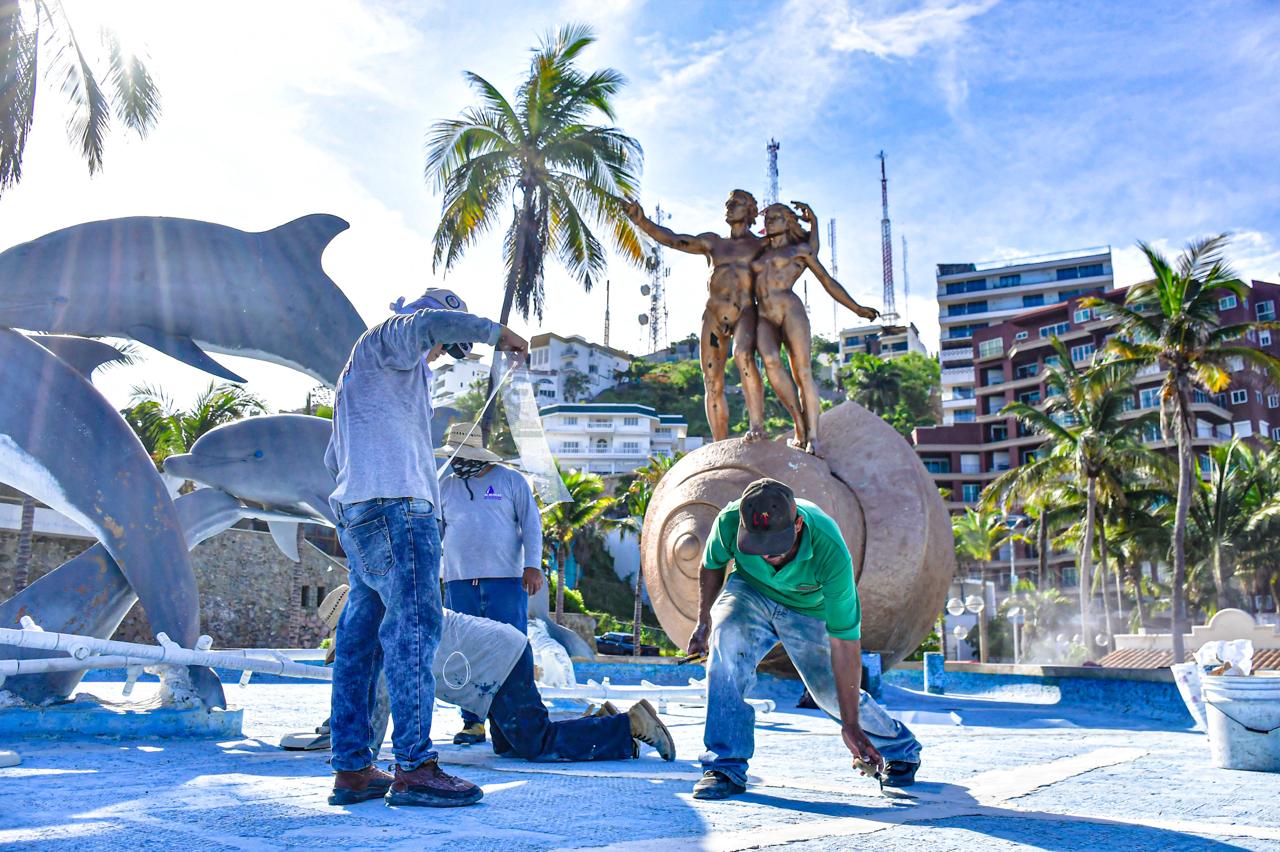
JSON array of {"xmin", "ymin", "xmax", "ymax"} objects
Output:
[
  {"xmin": 686, "ymin": 620, "xmax": 711, "ymax": 658},
  {"xmin": 522, "ymin": 567, "xmax": 544, "ymax": 596},
  {"xmin": 842, "ymin": 723, "xmax": 884, "ymax": 774},
  {"xmin": 496, "ymin": 327, "xmax": 528, "ymax": 364}
]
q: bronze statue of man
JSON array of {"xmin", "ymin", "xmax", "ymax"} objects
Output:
[{"xmin": 625, "ymin": 191, "xmax": 767, "ymax": 443}]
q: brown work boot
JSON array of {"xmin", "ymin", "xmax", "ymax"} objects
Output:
[
  {"xmin": 329, "ymin": 764, "xmax": 393, "ymax": 806},
  {"xmin": 627, "ymin": 699, "xmax": 676, "ymax": 761},
  {"xmin": 386, "ymin": 759, "xmax": 483, "ymax": 808},
  {"xmin": 583, "ymin": 701, "xmax": 620, "ymax": 718}
]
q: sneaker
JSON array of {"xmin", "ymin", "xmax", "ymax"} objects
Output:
[
  {"xmin": 386, "ymin": 760, "xmax": 483, "ymax": 808},
  {"xmin": 626, "ymin": 699, "xmax": 676, "ymax": 761},
  {"xmin": 590, "ymin": 701, "xmax": 620, "ymax": 717},
  {"xmin": 329, "ymin": 764, "xmax": 393, "ymax": 806},
  {"xmin": 692, "ymin": 770, "xmax": 745, "ymax": 800},
  {"xmin": 452, "ymin": 722, "xmax": 487, "ymax": 746},
  {"xmin": 884, "ymin": 761, "xmax": 919, "ymax": 787}
]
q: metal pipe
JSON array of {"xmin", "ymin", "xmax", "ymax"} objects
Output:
[
  {"xmin": 535, "ymin": 677, "xmax": 774, "ymax": 714},
  {"xmin": 0, "ymin": 623, "xmax": 330, "ymax": 682}
]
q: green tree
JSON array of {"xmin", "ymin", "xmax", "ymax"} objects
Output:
[
  {"xmin": 951, "ymin": 507, "xmax": 1011, "ymax": 573},
  {"xmin": 840, "ymin": 351, "xmax": 939, "ymax": 437},
  {"xmin": 842, "ymin": 352, "xmax": 900, "ymax": 415},
  {"xmin": 542, "ymin": 465, "xmax": 615, "ymax": 622},
  {"xmin": 425, "ymin": 24, "xmax": 644, "ymax": 439},
  {"xmin": 561, "ymin": 369, "xmax": 591, "ymax": 403},
  {"xmin": 124, "ymin": 381, "xmax": 268, "ymax": 468},
  {"xmin": 1, "ymin": 0, "xmax": 161, "ymax": 194},
  {"xmin": 1190, "ymin": 439, "xmax": 1265, "ymax": 611},
  {"xmin": 985, "ymin": 339, "xmax": 1160, "ymax": 647},
  {"xmin": 1088, "ymin": 235, "xmax": 1280, "ymax": 663},
  {"xmin": 612, "ymin": 454, "xmax": 678, "ymax": 655}
]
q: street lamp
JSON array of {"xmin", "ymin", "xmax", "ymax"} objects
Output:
[
  {"xmin": 1004, "ymin": 513, "xmax": 1029, "ymax": 592},
  {"xmin": 965, "ymin": 594, "xmax": 987, "ymax": 663},
  {"xmin": 1003, "ymin": 597, "xmax": 1025, "ymax": 664},
  {"xmin": 945, "ymin": 597, "xmax": 966, "ymax": 660}
]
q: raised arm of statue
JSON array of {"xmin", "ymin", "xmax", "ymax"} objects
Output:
[
  {"xmin": 805, "ymin": 253, "xmax": 878, "ymax": 321},
  {"xmin": 792, "ymin": 201, "xmax": 820, "ymax": 254},
  {"xmin": 625, "ymin": 197, "xmax": 713, "ymax": 256}
]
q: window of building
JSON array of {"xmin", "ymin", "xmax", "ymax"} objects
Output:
[
  {"xmin": 844, "ymin": 335, "xmax": 860, "ymax": 346},
  {"xmin": 594, "ymin": 438, "xmax": 609, "ymax": 452},
  {"xmin": 1121, "ymin": 394, "xmax": 1137, "ymax": 412},
  {"xmin": 621, "ymin": 441, "xmax": 640, "ymax": 453},
  {"xmin": 948, "ymin": 301, "xmax": 988, "ymax": 316},
  {"xmin": 1039, "ymin": 322, "xmax": 1070, "ymax": 339},
  {"xmin": 989, "ymin": 424, "xmax": 1008, "ymax": 442},
  {"xmin": 983, "ymin": 367, "xmax": 1005, "ymax": 385},
  {"xmin": 1070, "ymin": 342, "xmax": 1096, "ymax": 363},
  {"xmin": 1228, "ymin": 356, "xmax": 1245, "ymax": 371},
  {"xmin": 560, "ymin": 441, "xmax": 580, "ymax": 452},
  {"xmin": 986, "ymin": 396, "xmax": 1007, "ymax": 415},
  {"xmin": 1018, "ymin": 390, "xmax": 1041, "ymax": 405},
  {"xmin": 1257, "ymin": 300, "xmax": 1276, "ymax": 322},
  {"xmin": 588, "ymin": 417, "xmax": 612, "ymax": 428},
  {"xmin": 954, "ymin": 410, "xmax": 976, "ymax": 423},
  {"xmin": 1269, "ymin": 395, "xmax": 1279, "ymax": 409},
  {"xmin": 953, "ymin": 387, "xmax": 976, "ymax": 399},
  {"xmin": 622, "ymin": 416, "xmax": 640, "ymax": 427},
  {"xmin": 1021, "ymin": 450, "xmax": 1038, "ymax": 464},
  {"xmin": 1261, "ymin": 330, "xmax": 1273, "ymax": 347},
  {"xmin": 1014, "ymin": 363, "xmax": 1039, "ymax": 380},
  {"xmin": 960, "ymin": 454, "xmax": 981, "ymax": 474},
  {"xmin": 563, "ymin": 416, "xmax": 578, "ymax": 426},
  {"xmin": 961, "ymin": 484, "xmax": 981, "ymax": 503},
  {"xmin": 1073, "ymin": 308, "xmax": 1091, "ymax": 324},
  {"xmin": 1077, "ymin": 263, "xmax": 1105, "ymax": 277},
  {"xmin": 1022, "ymin": 294, "xmax": 1044, "ymax": 308},
  {"xmin": 1140, "ymin": 387, "xmax": 1161, "ymax": 409},
  {"xmin": 923, "ymin": 458, "xmax": 951, "ymax": 474},
  {"xmin": 655, "ymin": 427, "xmax": 671, "ymax": 435},
  {"xmin": 977, "ymin": 338, "xmax": 1004, "ymax": 359},
  {"xmin": 1231, "ymin": 389, "xmax": 1248, "ymax": 405},
  {"xmin": 1234, "ymin": 421, "xmax": 1254, "ymax": 438},
  {"xmin": 1014, "ymin": 331, "xmax": 1029, "ymax": 341},
  {"xmin": 538, "ymin": 388, "xmax": 556, "ymax": 399},
  {"xmin": 300, "ymin": 586, "xmax": 311, "ymax": 608},
  {"xmin": 1273, "ymin": 426, "xmax": 1280, "ymax": 441},
  {"xmin": 998, "ymin": 274, "xmax": 1022, "ymax": 287},
  {"xmin": 1219, "ymin": 295, "xmax": 1238, "ymax": 311},
  {"xmin": 1142, "ymin": 422, "xmax": 1162, "ymax": 443},
  {"xmin": 1258, "ymin": 391, "xmax": 1265, "ymax": 405}
]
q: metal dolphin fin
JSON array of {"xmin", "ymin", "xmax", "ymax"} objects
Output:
[
  {"xmin": 267, "ymin": 520, "xmax": 301, "ymax": 563},
  {"xmin": 127, "ymin": 324, "xmax": 247, "ymax": 383},
  {"xmin": 28, "ymin": 335, "xmax": 129, "ymax": 379},
  {"xmin": 261, "ymin": 213, "xmax": 350, "ymax": 259}
]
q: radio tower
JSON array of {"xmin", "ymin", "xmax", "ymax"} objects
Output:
[
  {"xmin": 603, "ymin": 278, "xmax": 611, "ymax": 347},
  {"xmin": 765, "ymin": 139, "xmax": 780, "ymax": 206},
  {"xmin": 828, "ymin": 218, "xmax": 839, "ymax": 335},
  {"xmin": 642, "ymin": 205, "xmax": 670, "ymax": 352},
  {"xmin": 901, "ymin": 235, "xmax": 910, "ymax": 324},
  {"xmin": 877, "ymin": 151, "xmax": 898, "ymax": 323}
]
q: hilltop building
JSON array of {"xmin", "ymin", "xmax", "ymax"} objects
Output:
[
  {"xmin": 527, "ymin": 332, "xmax": 632, "ymax": 404},
  {"xmin": 539, "ymin": 403, "xmax": 698, "ymax": 476},
  {"xmin": 837, "ymin": 321, "xmax": 927, "ymax": 364},
  {"xmin": 429, "ymin": 353, "xmax": 490, "ymax": 407}
]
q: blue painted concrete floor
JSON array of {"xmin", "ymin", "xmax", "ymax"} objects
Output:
[{"xmin": 1, "ymin": 680, "xmax": 1277, "ymax": 851}]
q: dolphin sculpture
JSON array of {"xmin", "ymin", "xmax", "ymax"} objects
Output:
[
  {"xmin": 27, "ymin": 335, "xmax": 130, "ymax": 379},
  {"xmin": 0, "ymin": 214, "xmax": 366, "ymax": 386},
  {"xmin": 0, "ymin": 328, "xmax": 225, "ymax": 708},
  {"xmin": 0, "ymin": 489, "xmax": 248, "ymax": 703}
]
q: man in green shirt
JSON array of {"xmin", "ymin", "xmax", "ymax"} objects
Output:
[{"xmin": 688, "ymin": 478, "xmax": 922, "ymax": 800}]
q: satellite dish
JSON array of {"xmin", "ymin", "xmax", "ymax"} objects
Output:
[
  {"xmin": 641, "ymin": 284, "xmax": 651, "ymax": 296},
  {"xmin": 639, "ymin": 314, "xmax": 650, "ymax": 326}
]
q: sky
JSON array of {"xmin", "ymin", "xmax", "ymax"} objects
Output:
[{"xmin": 2, "ymin": 0, "xmax": 1278, "ymax": 411}]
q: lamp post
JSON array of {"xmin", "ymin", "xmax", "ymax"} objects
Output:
[
  {"xmin": 965, "ymin": 593, "xmax": 988, "ymax": 663},
  {"xmin": 1004, "ymin": 602, "xmax": 1024, "ymax": 664},
  {"xmin": 1004, "ymin": 513, "xmax": 1029, "ymax": 592},
  {"xmin": 945, "ymin": 597, "xmax": 966, "ymax": 660}
]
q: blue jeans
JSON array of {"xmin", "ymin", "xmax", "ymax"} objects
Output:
[
  {"xmin": 488, "ymin": 645, "xmax": 634, "ymax": 762},
  {"xmin": 444, "ymin": 577, "xmax": 528, "ymax": 729},
  {"xmin": 703, "ymin": 574, "xmax": 922, "ymax": 786},
  {"xmin": 331, "ymin": 498, "xmax": 443, "ymax": 772}
]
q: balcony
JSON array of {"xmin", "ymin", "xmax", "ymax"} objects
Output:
[
  {"xmin": 586, "ymin": 421, "xmax": 614, "ymax": 431},
  {"xmin": 941, "ymin": 366, "xmax": 975, "ymax": 385},
  {"xmin": 939, "ymin": 347, "xmax": 973, "ymax": 364}
]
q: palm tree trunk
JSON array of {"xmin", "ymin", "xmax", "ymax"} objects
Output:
[
  {"xmin": 12, "ymin": 495, "xmax": 36, "ymax": 593},
  {"xmin": 1079, "ymin": 478, "xmax": 1097, "ymax": 647},
  {"xmin": 1127, "ymin": 556, "xmax": 1148, "ymax": 631},
  {"xmin": 554, "ymin": 543, "xmax": 566, "ymax": 626},
  {"xmin": 1036, "ymin": 514, "xmax": 1048, "ymax": 589},
  {"xmin": 482, "ymin": 187, "xmax": 534, "ymax": 446},
  {"xmin": 1212, "ymin": 545, "xmax": 1240, "ymax": 611},
  {"xmin": 632, "ymin": 568, "xmax": 644, "ymax": 658},
  {"xmin": 1171, "ymin": 386, "xmax": 1193, "ymax": 665},
  {"xmin": 1097, "ymin": 517, "xmax": 1114, "ymax": 648}
]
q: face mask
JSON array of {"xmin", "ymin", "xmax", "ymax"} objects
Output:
[{"xmin": 452, "ymin": 459, "xmax": 488, "ymax": 479}]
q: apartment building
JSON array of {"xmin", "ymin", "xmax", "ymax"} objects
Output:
[
  {"xmin": 429, "ymin": 354, "xmax": 491, "ymax": 407},
  {"xmin": 837, "ymin": 321, "xmax": 927, "ymax": 364},
  {"xmin": 937, "ymin": 248, "xmax": 1114, "ymax": 425},
  {"xmin": 527, "ymin": 333, "xmax": 632, "ymax": 403},
  {"xmin": 915, "ymin": 279, "xmax": 1280, "ymax": 587},
  {"xmin": 540, "ymin": 403, "xmax": 695, "ymax": 476}
]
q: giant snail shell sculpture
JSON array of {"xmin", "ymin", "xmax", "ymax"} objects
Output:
[{"xmin": 641, "ymin": 400, "xmax": 955, "ymax": 668}]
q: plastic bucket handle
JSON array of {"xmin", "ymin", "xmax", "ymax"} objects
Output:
[{"xmin": 1203, "ymin": 698, "xmax": 1280, "ymax": 736}]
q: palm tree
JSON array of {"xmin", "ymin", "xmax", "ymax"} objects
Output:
[
  {"xmin": 841, "ymin": 353, "xmax": 901, "ymax": 416},
  {"xmin": 986, "ymin": 338, "xmax": 1160, "ymax": 648},
  {"xmin": 614, "ymin": 453, "xmax": 680, "ymax": 654},
  {"xmin": 951, "ymin": 506, "xmax": 1010, "ymax": 574},
  {"xmin": 124, "ymin": 381, "xmax": 267, "ymax": 469},
  {"xmin": 1088, "ymin": 235, "xmax": 1280, "ymax": 663},
  {"xmin": 425, "ymin": 24, "xmax": 644, "ymax": 439},
  {"xmin": 1190, "ymin": 439, "xmax": 1267, "ymax": 612},
  {"xmin": 541, "ymin": 466, "xmax": 614, "ymax": 623},
  {"xmin": 1, "ymin": 0, "xmax": 161, "ymax": 195}
]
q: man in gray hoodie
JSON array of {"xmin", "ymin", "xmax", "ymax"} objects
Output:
[{"xmin": 324, "ymin": 288, "xmax": 526, "ymax": 809}]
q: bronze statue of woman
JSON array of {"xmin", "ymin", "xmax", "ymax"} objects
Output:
[{"xmin": 748, "ymin": 202, "xmax": 879, "ymax": 455}]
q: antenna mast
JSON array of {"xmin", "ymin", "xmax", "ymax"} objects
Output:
[
  {"xmin": 640, "ymin": 204, "xmax": 670, "ymax": 352},
  {"xmin": 829, "ymin": 218, "xmax": 839, "ymax": 336},
  {"xmin": 901, "ymin": 234, "xmax": 910, "ymax": 325},
  {"xmin": 603, "ymin": 278, "xmax": 611, "ymax": 347},
  {"xmin": 878, "ymin": 151, "xmax": 898, "ymax": 323}
]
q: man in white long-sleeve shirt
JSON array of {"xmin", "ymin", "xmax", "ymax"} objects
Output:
[
  {"xmin": 324, "ymin": 288, "xmax": 527, "ymax": 810},
  {"xmin": 435, "ymin": 423, "xmax": 544, "ymax": 747}
]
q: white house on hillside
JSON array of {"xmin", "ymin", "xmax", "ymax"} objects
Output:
[
  {"xmin": 528, "ymin": 332, "xmax": 632, "ymax": 403},
  {"xmin": 540, "ymin": 403, "xmax": 698, "ymax": 475},
  {"xmin": 430, "ymin": 354, "xmax": 490, "ymax": 407}
]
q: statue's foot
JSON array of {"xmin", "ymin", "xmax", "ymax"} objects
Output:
[
  {"xmin": 787, "ymin": 437, "xmax": 806, "ymax": 452},
  {"xmin": 743, "ymin": 427, "xmax": 765, "ymax": 443},
  {"xmin": 806, "ymin": 439, "xmax": 820, "ymax": 456}
]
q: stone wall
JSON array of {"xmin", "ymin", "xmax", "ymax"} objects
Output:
[{"xmin": 0, "ymin": 527, "xmax": 346, "ymax": 649}]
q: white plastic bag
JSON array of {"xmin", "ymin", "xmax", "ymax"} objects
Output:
[
  {"xmin": 1194, "ymin": 640, "xmax": 1255, "ymax": 676},
  {"xmin": 528, "ymin": 619, "xmax": 575, "ymax": 688},
  {"xmin": 1170, "ymin": 662, "xmax": 1209, "ymax": 731}
]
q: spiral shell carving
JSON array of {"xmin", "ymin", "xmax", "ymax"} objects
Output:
[{"xmin": 641, "ymin": 400, "xmax": 954, "ymax": 668}]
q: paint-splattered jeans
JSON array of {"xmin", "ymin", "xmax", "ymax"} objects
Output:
[
  {"xmin": 702, "ymin": 573, "xmax": 922, "ymax": 786},
  {"xmin": 444, "ymin": 577, "xmax": 528, "ymax": 734},
  {"xmin": 331, "ymin": 497, "xmax": 443, "ymax": 772},
  {"xmin": 488, "ymin": 644, "xmax": 634, "ymax": 762}
]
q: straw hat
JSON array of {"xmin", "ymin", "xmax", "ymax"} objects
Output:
[{"xmin": 434, "ymin": 422, "xmax": 504, "ymax": 463}]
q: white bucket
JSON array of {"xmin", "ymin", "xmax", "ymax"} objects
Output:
[{"xmin": 1201, "ymin": 672, "xmax": 1280, "ymax": 772}]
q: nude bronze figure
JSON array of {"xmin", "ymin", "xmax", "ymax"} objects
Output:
[
  {"xmin": 750, "ymin": 202, "xmax": 878, "ymax": 455},
  {"xmin": 625, "ymin": 191, "xmax": 767, "ymax": 443}
]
